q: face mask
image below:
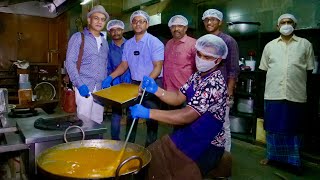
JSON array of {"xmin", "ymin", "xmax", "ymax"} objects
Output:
[
  {"xmin": 195, "ymin": 55, "xmax": 218, "ymax": 72},
  {"xmin": 279, "ymin": 24, "xmax": 294, "ymax": 36}
]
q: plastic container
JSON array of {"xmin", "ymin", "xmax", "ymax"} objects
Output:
[
  {"xmin": 18, "ymin": 89, "xmax": 33, "ymax": 105},
  {"xmin": 0, "ymin": 88, "xmax": 9, "ymax": 113}
]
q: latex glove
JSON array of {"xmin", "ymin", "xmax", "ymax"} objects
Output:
[
  {"xmin": 141, "ymin": 76, "xmax": 158, "ymax": 94},
  {"xmin": 112, "ymin": 77, "xmax": 121, "ymax": 85},
  {"xmin": 130, "ymin": 104, "xmax": 150, "ymax": 119},
  {"xmin": 78, "ymin": 85, "xmax": 90, "ymax": 97},
  {"xmin": 102, "ymin": 76, "xmax": 113, "ymax": 89},
  {"xmin": 123, "ymin": 73, "xmax": 132, "ymax": 83}
]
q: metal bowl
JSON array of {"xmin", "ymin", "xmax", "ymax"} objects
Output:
[{"xmin": 34, "ymin": 82, "xmax": 56, "ymax": 101}]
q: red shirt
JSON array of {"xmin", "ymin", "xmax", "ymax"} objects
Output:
[{"xmin": 163, "ymin": 35, "xmax": 197, "ymax": 91}]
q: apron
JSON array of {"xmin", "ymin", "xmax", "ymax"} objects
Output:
[
  {"xmin": 146, "ymin": 135, "xmax": 202, "ymax": 180},
  {"xmin": 75, "ymin": 86, "xmax": 104, "ymax": 124}
]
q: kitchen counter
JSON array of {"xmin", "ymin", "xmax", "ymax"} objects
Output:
[
  {"xmin": 16, "ymin": 113, "xmax": 106, "ymax": 144},
  {"xmin": 0, "ymin": 108, "xmax": 108, "ymax": 178}
]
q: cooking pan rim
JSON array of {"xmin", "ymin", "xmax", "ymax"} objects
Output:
[{"xmin": 36, "ymin": 139, "xmax": 152, "ymax": 179}]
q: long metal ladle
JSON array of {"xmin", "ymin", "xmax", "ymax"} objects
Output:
[{"xmin": 112, "ymin": 88, "xmax": 146, "ymax": 175}]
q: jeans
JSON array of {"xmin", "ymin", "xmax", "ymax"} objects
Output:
[{"xmin": 111, "ymin": 106, "xmax": 122, "ymax": 140}]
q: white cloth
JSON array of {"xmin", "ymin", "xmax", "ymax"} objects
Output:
[
  {"xmin": 223, "ymin": 106, "xmax": 231, "ymax": 152},
  {"xmin": 75, "ymin": 86, "xmax": 104, "ymax": 124}
]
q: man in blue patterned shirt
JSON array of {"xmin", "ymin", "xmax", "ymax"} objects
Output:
[
  {"xmin": 65, "ymin": 5, "xmax": 109, "ymax": 124},
  {"xmin": 106, "ymin": 19, "xmax": 131, "ymax": 140}
]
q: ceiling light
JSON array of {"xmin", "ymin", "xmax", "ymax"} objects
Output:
[{"xmin": 80, "ymin": 0, "xmax": 92, "ymax": 5}]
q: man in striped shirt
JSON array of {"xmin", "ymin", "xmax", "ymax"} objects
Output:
[{"xmin": 66, "ymin": 5, "xmax": 109, "ymax": 124}]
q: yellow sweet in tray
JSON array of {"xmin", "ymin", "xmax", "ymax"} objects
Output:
[{"xmin": 93, "ymin": 83, "xmax": 139, "ymax": 104}]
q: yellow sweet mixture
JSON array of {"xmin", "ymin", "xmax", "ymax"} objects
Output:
[{"xmin": 38, "ymin": 147, "xmax": 142, "ymax": 178}]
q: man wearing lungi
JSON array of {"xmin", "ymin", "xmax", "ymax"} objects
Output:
[
  {"xmin": 130, "ymin": 34, "xmax": 229, "ymax": 179},
  {"xmin": 259, "ymin": 13, "xmax": 315, "ymax": 173}
]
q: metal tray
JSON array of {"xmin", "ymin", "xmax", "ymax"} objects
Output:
[{"xmin": 92, "ymin": 83, "xmax": 139, "ymax": 108}]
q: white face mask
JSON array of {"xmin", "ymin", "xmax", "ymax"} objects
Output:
[
  {"xmin": 279, "ymin": 24, "xmax": 294, "ymax": 36},
  {"xmin": 195, "ymin": 55, "xmax": 218, "ymax": 72}
]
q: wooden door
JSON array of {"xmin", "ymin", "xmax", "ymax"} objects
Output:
[
  {"xmin": 17, "ymin": 15, "xmax": 50, "ymax": 63},
  {"xmin": 0, "ymin": 13, "xmax": 18, "ymax": 69}
]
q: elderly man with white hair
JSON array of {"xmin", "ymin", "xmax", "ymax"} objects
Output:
[
  {"xmin": 259, "ymin": 13, "xmax": 315, "ymax": 173},
  {"xmin": 102, "ymin": 10, "xmax": 164, "ymax": 147},
  {"xmin": 163, "ymin": 15, "xmax": 196, "ymax": 93},
  {"xmin": 129, "ymin": 34, "xmax": 229, "ymax": 179},
  {"xmin": 106, "ymin": 19, "xmax": 131, "ymax": 140},
  {"xmin": 202, "ymin": 9, "xmax": 240, "ymax": 152}
]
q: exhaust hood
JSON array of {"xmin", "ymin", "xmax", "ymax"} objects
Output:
[
  {"xmin": 119, "ymin": 0, "xmax": 197, "ymax": 32},
  {"xmin": 0, "ymin": 0, "xmax": 80, "ymax": 18}
]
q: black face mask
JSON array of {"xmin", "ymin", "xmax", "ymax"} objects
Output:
[{"xmin": 134, "ymin": 51, "xmax": 140, "ymax": 55}]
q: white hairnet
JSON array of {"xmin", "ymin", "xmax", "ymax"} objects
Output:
[
  {"xmin": 168, "ymin": 15, "xmax": 188, "ymax": 27},
  {"xmin": 130, "ymin": 10, "xmax": 150, "ymax": 24},
  {"xmin": 107, "ymin": 19, "xmax": 124, "ymax": 31},
  {"xmin": 195, "ymin": 34, "xmax": 228, "ymax": 59},
  {"xmin": 202, "ymin": 9, "xmax": 223, "ymax": 21},
  {"xmin": 277, "ymin": 13, "xmax": 297, "ymax": 25}
]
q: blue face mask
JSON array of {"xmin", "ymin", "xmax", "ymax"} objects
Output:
[{"xmin": 195, "ymin": 55, "xmax": 218, "ymax": 72}]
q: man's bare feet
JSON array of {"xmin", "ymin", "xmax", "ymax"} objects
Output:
[{"xmin": 260, "ymin": 159, "xmax": 269, "ymax": 165}]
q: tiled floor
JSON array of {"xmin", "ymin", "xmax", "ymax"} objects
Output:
[
  {"xmin": 102, "ymin": 115, "xmax": 320, "ymax": 180},
  {"xmin": 1, "ymin": 109, "xmax": 320, "ymax": 180}
]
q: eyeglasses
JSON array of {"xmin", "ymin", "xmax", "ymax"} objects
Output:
[
  {"xmin": 203, "ymin": 18, "xmax": 219, "ymax": 23},
  {"xmin": 92, "ymin": 16, "xmax": 107, "ymax": 22},
  {"xmin": 132, "ymin": 19, "xmax": 147, "ymax": 25}
]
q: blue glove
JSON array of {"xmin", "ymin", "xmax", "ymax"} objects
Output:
[
  {"xmin": 123, "ymin": 72, "xmax": 132, "ymax": 83},
  {"xmin": 129, "ymin": 104, "xmax": 150, "ymax": 119},
  {"xmin": 102, "ymin": 76, "xmax": 113, "ymax": 89},
  {"xmin": 141, "ymin": 76, "xmax": 158, "ymax": 94},
  {"xmin": 78, "ymin": 84, "xmax": 90, "ymax": 97},
  {"xmin": 112, "ymin": 77, "xmax": 121, "ymax": 85}
]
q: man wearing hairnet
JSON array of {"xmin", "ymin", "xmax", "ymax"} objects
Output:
[
  {"xmin": 102, "ymin": 10, "xmax": 164, "ymax": 147},
  {"xmin": 106, "ymin": 19, "xmax": 131, "ymax": 140},
  {"xmin": 129, "ymin": 34, "xmax": 229, "ymax": 179},
  {"xmin": 163, "ymin": 15, "xmax": 196, "ymax": 93},
  {"xmin": 66, "ymin": 5, "xmax": 109, "ymax": 123},
  {"xmin": 259, "ymin": 13, "xmax": 314, "ymax": 173},
  {"xmin": 202, "ymin": 9, "xmax": 239, "ymax": 152}
]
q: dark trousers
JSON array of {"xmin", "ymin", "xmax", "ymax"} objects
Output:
[{"xmin": 125, "ymin": 78, "xmax": 162, "ymax": 147}]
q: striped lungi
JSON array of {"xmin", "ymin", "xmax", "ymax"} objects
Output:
[{"xmin": 264, "ymin": 100, "xmax": 306, "ymax": 167}]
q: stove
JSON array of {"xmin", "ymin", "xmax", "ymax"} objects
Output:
[{"xmin": 8, "ymin": 108, "xmax": 38, "ymax": 118}]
